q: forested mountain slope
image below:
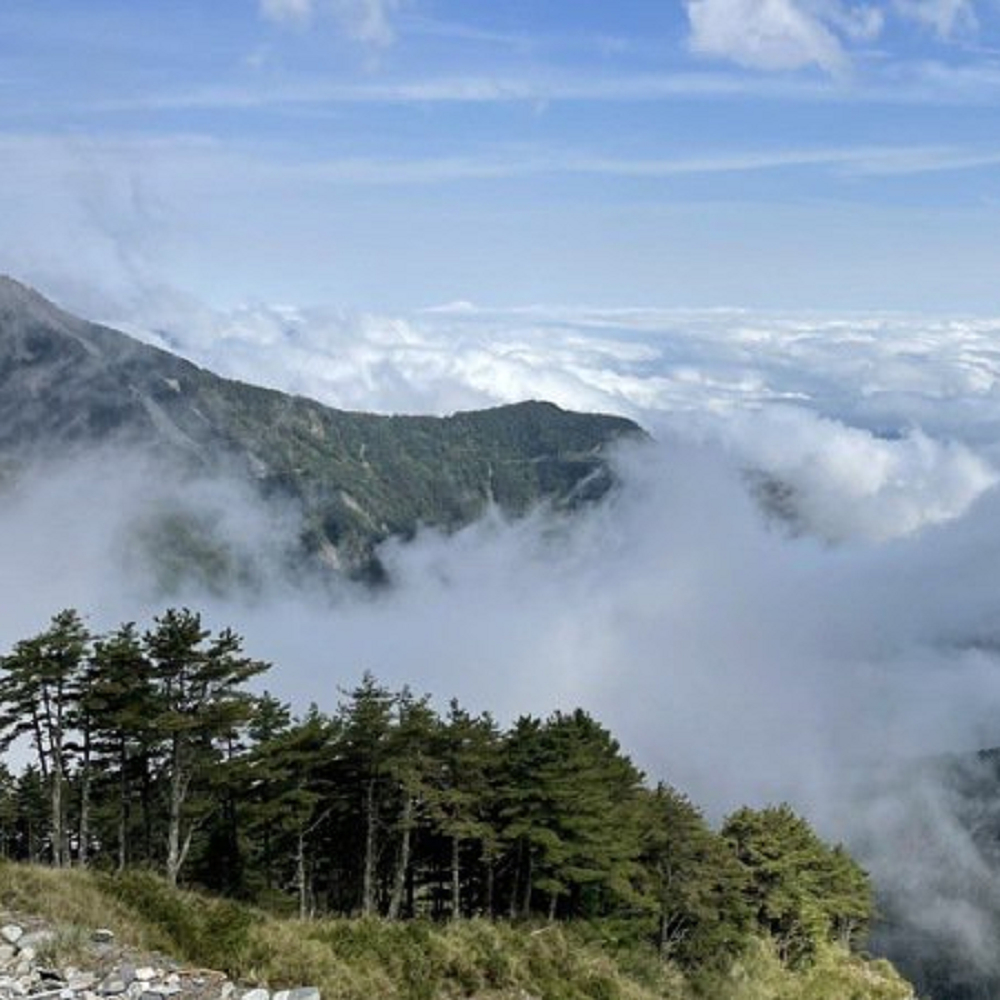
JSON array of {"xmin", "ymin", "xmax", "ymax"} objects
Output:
[{"xmin": 0, "ymin": 276, "xmax": 642, "ymax": 572}]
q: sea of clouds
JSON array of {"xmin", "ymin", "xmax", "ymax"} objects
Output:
[{"xmin": 4, "ymin": 293, "xmax": 1000, "ymax": 980}]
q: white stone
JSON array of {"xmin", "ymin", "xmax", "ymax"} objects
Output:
[
  {"xmin": 287, "ymin": 989, "xmax": 320, "ymax": 1000},
  {"xmin": 0, "ymin": 926, "xmax": 22, "ymax": 945},
  {"xmin": 19, "ymin": 930, "xmax": 56, "ymax": 950},
  {"xmin": 134, "ymin": 970, "xmax": 157, "ymax": 984}
]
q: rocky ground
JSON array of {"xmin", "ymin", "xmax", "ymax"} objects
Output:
[{"xmin": 0, "ymin": 916, "xmax": 320, "ymax": 1000}]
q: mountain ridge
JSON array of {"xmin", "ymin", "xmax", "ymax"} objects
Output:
[{"xmin": 0, "ymin": 276, "xmax": 645, "ymax": 576}]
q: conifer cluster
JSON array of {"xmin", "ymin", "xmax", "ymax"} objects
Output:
[{"xmin": 0, "ymin": 609, "xmax": 872, "ymax": 971}]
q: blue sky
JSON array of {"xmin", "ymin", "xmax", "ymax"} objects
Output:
[{"xmin": 2, "ymin": 0, "xmax": 1000, "ymax": 310}]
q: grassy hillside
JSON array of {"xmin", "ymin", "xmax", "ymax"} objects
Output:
[{"xmin": 0, "ymin": 865, "xmax": 912, "ymax": 1000}]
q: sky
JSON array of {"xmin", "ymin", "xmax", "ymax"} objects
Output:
[{"xmin": 3, "ymin": 0, "xmax": 1000, "ymax": 311}]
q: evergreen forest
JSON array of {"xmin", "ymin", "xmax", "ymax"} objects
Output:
[{"xmin": 0, "ymin": 608, "xmax": 876, "ymax": 981}]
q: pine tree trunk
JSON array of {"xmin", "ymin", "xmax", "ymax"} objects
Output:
[
  {"xmin": 509, "ymin": 840, "xmax": 522, "ymax": 919},
  {"xmin": 296, "ymin": 826, "xmax": 308, "ymax": 920},
  {"xmin": 450, "ymin": 835, "xmax": 461, "ymax": 920},
  {"xmin": 50, "ymin": 763, "xmax": 64, "ymax": 868},
  {"xmin": 166, "ymin": 737, "xmax": 185, "ymax": 887},
  {"xmin": 141, "ymin": 755, "xmax": 152, "ymax": 864},
  {"xmin": 78, "ymin": 729, "xmax": 91, "ymax": 867},
  {"xmin": 362, "ymin": 777, "xmax": 377, "ymax": 916},
  {"xmin": 117, "ymin": 738, "xmax": 129, "ymax": 872},
  {"xmin": 78, "ymin": 770, "xmax": 90, "ymax": 866},
  {"xmin": 521, "ymin": 848, "xmax": 533, "ymax": 918},
  {"xmin": 387, "ymin": 794, "xmax": 413, "ymax": 920}
]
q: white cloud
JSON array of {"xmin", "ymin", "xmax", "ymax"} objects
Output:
[
  {"xmin": 894, "ymin": 0, "xmax": 977, "ymax": 37},
  {"xmin": 700, "ymin": 406, "xmax": 997, "ymax": 541},
  {"xmin": 684, "ymin": 0, "xmax": 982, "ymax": 74},
  {"xmin": 685, "ymin": 0, "xmax": 859, "ymax": 72},
  {"xmin": 259, "ymin": 0, "xmax": 401, "ymax": 46},
  {"xmin": 335, "ymin": 0, "xmax": 401, "ymax": 46},
  {"xmin": 259, "ymin": 0, "xmax": 314, "ymax": 24}
]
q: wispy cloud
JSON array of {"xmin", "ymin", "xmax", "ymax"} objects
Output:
[
  {"xmin": 683, "ymin": 0, "xmax": 987, "ymax": 74},
  {"xmin": 260, "ymin": 0, "xmax": 313, "ymax": 24},
  {"xmin": 4, "ymin": 129, "xmax": 1000, "ymax": 190},
  {"xmin": 206, "ymin": 142, "xmax": 1000, "ymax": 183},
  {"xmin": 894, "ymin": 0, "xmax": 978, "ymax": 38},
  {"xmin": 52, "ymin": 57, "xmax": 1000, "ymax": 119},
  {"xmin": 684, "ymin": 0, "xmax": 883, "ymax": 73},
  {"xmin": 259, "ymin": 0, "xmax": 402, "ymax": 47}
]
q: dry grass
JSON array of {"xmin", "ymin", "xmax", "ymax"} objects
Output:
[{"xmin": 0, "ymin": 863, "xmax": 912, "ymax": 1000}]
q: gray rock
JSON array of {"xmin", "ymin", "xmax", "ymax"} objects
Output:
[
  {"xmin": 133, "ymin": 970, "xmax": 157, "ymax": 984},
  {"xmin": 19, "ymin": 931, "xmax": 56, "ymax": 951},
  {"xmin": 0, "ymin": 927, "xmax": 23, "ymax": 946},
  {"xmin": 99, "ymin": 966, "xmax": 136, "ymax": 998},
  {"xmin": 0, "ymin": 944, "xmax": 16, "ymax": 965},
  {"xmin": 240, "ymin": 989, "xmax": 269, "ymax": 1000},
  {"xmin": 66, "ymin": 972, "xmax": 97, "ymax": 991},
  {"xmin": 90, "ymin": 930, "xmax": 114, "ymax": 945},
  {"xmin": 274, "ymin": 990, "xmax": 319, "ymax": 1000}
]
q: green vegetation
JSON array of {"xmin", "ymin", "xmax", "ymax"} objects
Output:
[{"xmin": 0, "ymin": 608, "xmax": 911, "ymax": 999}]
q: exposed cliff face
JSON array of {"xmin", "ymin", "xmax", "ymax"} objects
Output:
[{"xmin": 0, "ymin": 276, "xmax": 644, "ymax": 575}]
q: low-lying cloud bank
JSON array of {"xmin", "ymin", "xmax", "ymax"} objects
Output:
[{"xmin": 4, "ymin": 432, "xmax": 1000, "ymax": 818}]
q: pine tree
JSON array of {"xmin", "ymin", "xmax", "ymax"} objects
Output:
[
  {"xmin": 428, "ymin": 701, "xmax": 500, "ymax": 919},
  {"xmin": 244, "ymin": 704, "xmax": 337, "ymax": 916},
  {"xmin": 336, "ymin": 673, "xmax": 396, "ymax": 916},
  {"xmin": 497, "ymin": 710, "xmax": 645, "ymax": 920},
  {"xmin": 722, "ymin": 803, "xmax": 873, "ymax": 965},
  {"xmin": 385, "ymin": 689, "xmax": 439, "ymax": 920},
  {"xmin": 639, "ymin": 783, "xmax": 749, "ymax": 966},
  {"xmin": 143, "ymin": 608, "xmax": 269, "ymax": 886},
  {"xmin": 86, "ymin": 623, "xmax": 159, "ymax": 870},
  {"xmin": 0, "ymin": 609, "xmax": 90, "ymax": 867}
]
